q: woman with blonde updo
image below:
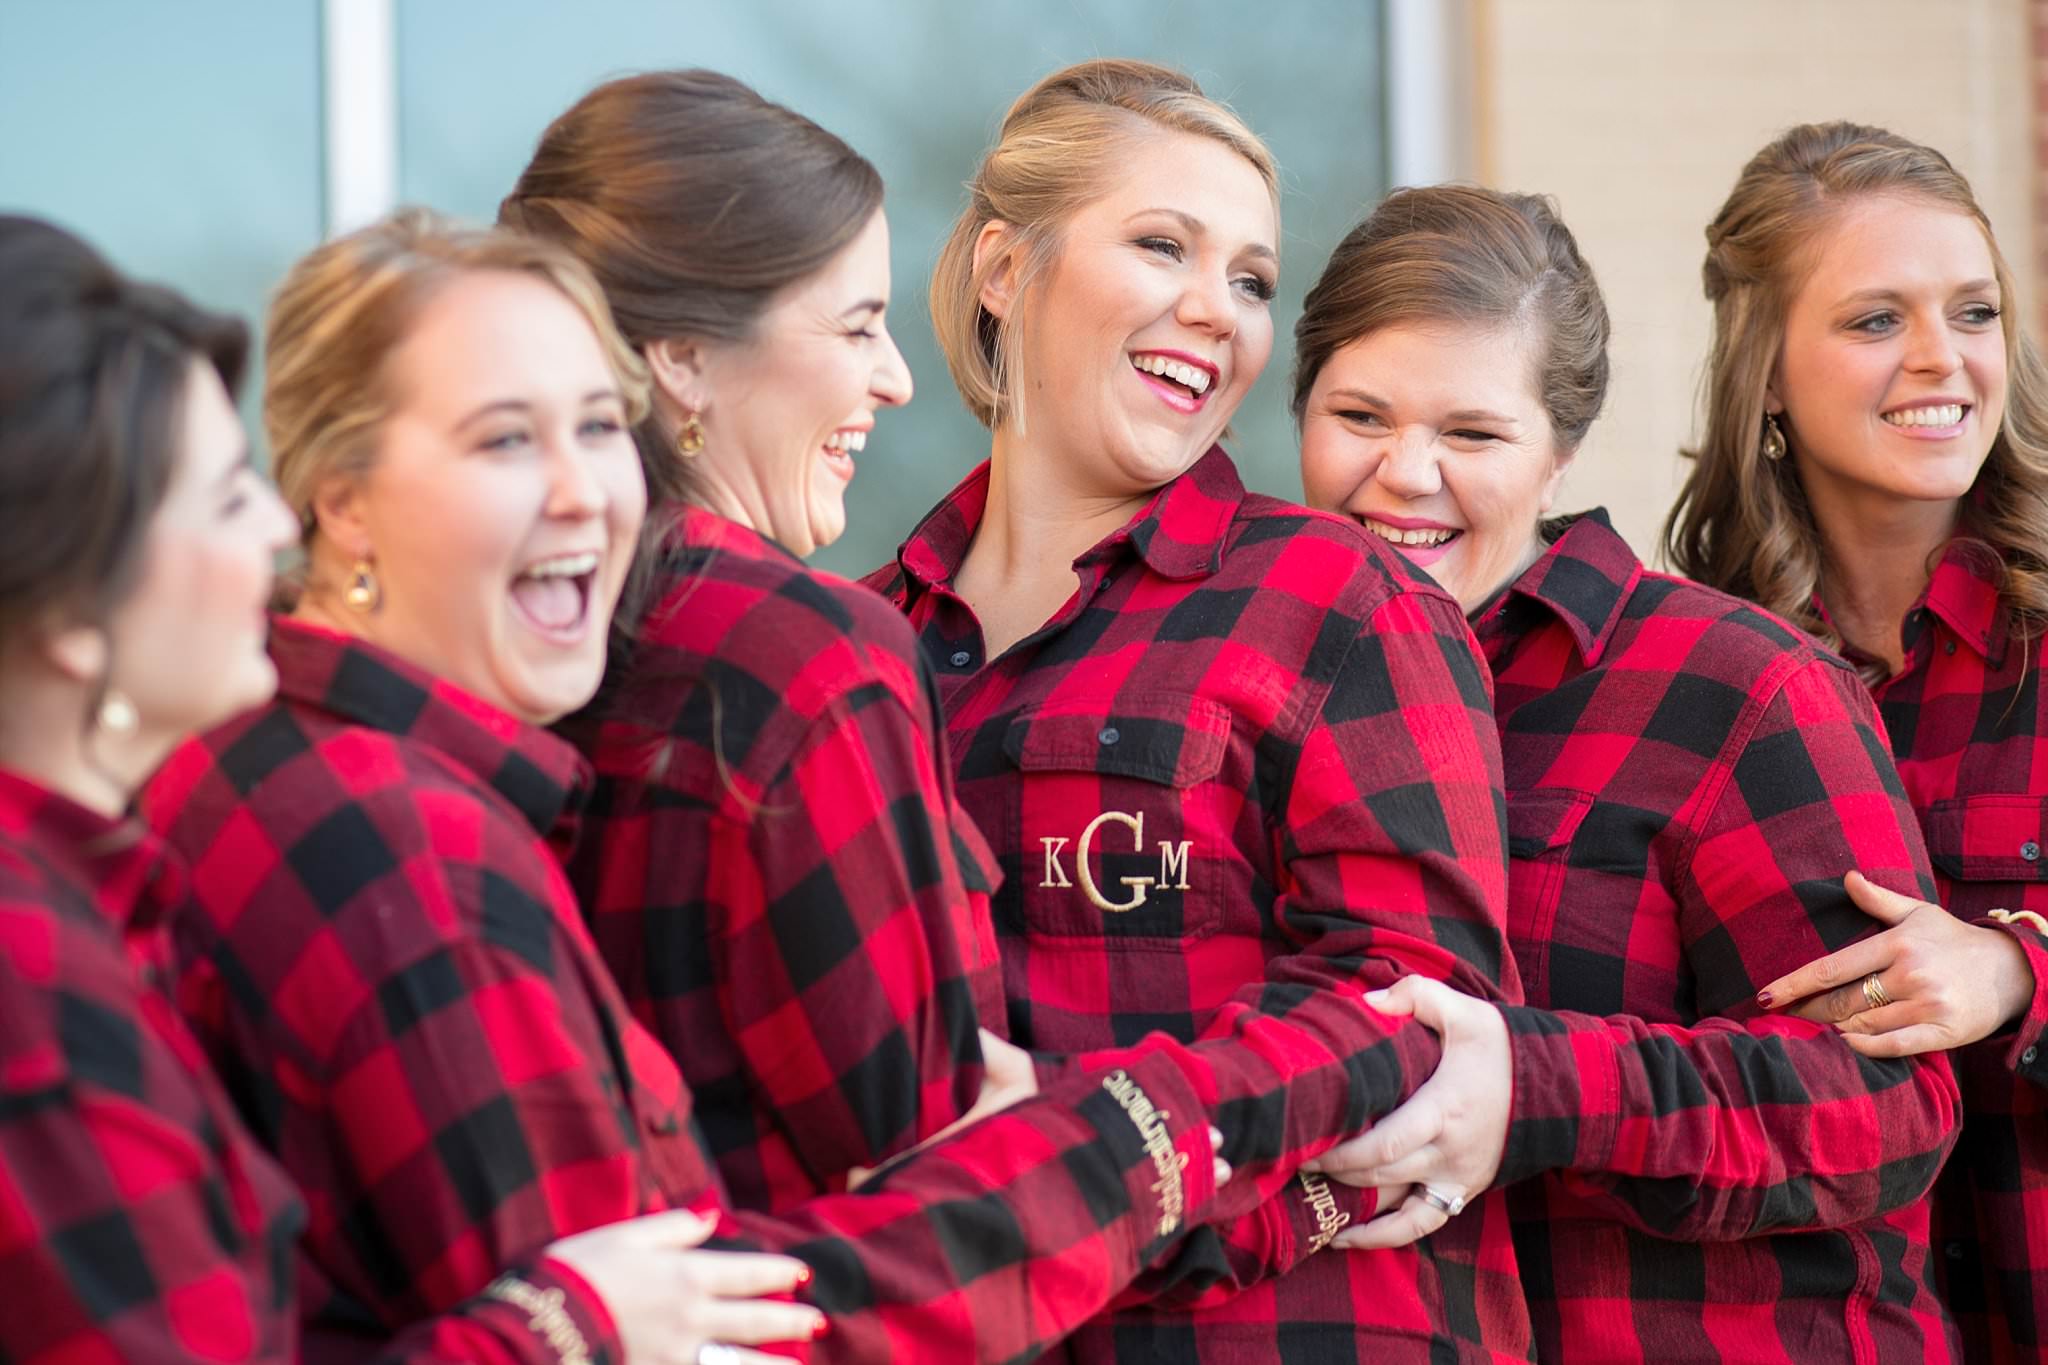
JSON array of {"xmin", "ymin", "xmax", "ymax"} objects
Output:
[
  {"xmin": 870, "ymin": 59, "xmax": 1531, "ymax": 1361},
  {"xmin": 1675, "ymin": 122, "xmax": 2048, "ymax": 1364}
]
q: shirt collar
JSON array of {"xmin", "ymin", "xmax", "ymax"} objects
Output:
[
  {"xmin": 1474, "ymin": 509, "xmax": 1640, "ymax": 666},
  {"xmin": 268, "ymin": 616, "xmax": 590, "ymax": 839},
  {"xmin": 0, "ymin": 764, "xmax": 184, "ymax": 936},
  {"xmin": 1920, "ymin": 538, "xmax": 2009, "ymax": 666},
  {"xmin": 895, "ymin": 445, "xmax": 1244, "ymax": 592},
  {"xmin": 1812, "ymin": 537, "xmax": 2010, "ymax": 671}
]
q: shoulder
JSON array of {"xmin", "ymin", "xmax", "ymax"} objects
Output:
[
  {"xmin": 630, "ymin": 535, "xmax": 930, "ymax": 721},
  {"xmin": 1620, "ymin": 569, "xmax": 1858, "ymax": 693}
]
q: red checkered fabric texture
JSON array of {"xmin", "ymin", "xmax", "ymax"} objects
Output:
[
  {"xmin": 1830, "ymin": 538, "xmax": 2048, "ymax": 1363},
  {"xmin": 870, "ymin": 448, "xmax": 1535, "ymax": 1363},
  {"xmin": 0, "ymin": 766, "xmax": 637, "ymax": 1365},
  {"xmin": 558, "ymin": 505, "xmax": 999, "ymax": 1214},
  {"xmin": 1478, "ymin": 511, "xmax": 1961, "ymax": 1362}
]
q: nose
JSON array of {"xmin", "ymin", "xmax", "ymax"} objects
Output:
[
  {"xmin": 1904, "ymin": 312, "xmax": 1964, "ymax": 377},
  {"xmin": 872, "ymin": 324, "xmax": 913, "ymax": 408},
  {"xmin": 544, "ymin": 438, "xmax": 606, "ymax": 520},
  {"xmin": 1374, "ymin": 426, "xmax": 1444, "ymax": 499},
  {"xmin": 1174, "ymin": 265, "xmax": 1238, "ymax": 339}
]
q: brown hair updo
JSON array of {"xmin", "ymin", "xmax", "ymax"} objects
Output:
[
  {"xmin": 0, "ymin": 215, "xmax": 247, "ymax": 646},
  {"xmin": 498, "ymin": 70, "xmax": 885, "ymax": 505},
  {"xmin": 1291, "ymin": 185, "xmax": 1610, "ymax": 451}
]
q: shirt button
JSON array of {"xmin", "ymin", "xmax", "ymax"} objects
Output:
[
  {"xmin": 949, "ymin": 650, "xmax": 972, "ymax": 668},
  {"xmin": 1945, "ymin": 640, "xmax": 1957, "ymax": 655},
  {"xmin": 2025, "ymin": 1046, "xmax": 2040, "ymax": 1066},
  {"xmin": 1098, "ymin": 727, "xmax": 1121, "ymax": 745},
  {"xmin": 2024, "ymin": 842, "xmax": 2041, "ymax": 863},
  {"xmin": 1946, "ymin": 1241, "xmax": 1966, "ymax": 1260}
]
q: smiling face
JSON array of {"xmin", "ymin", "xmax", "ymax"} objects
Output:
[
  {"xmin": 104, "ymin": 359, "xmax": 298, "ymax": 751},
  {"xmin": 1772, "ymin": 193, "xmax": 2006, "ymax": 521},
  {"xmin": 687, "ymin": 209, "xmax": 911, "ymax": 557},
  {"xmin": 997, "ymin": 129, "xmax": 1278, "ymax": 497},
  {"xmin": 326, "ymin": 268, "xmax": 646, "ymax": 724},
  {"xmin": 1299, "ymin": 321, "xmax": 1573, "ymax": 612}
]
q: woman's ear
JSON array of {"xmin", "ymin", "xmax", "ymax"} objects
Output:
[
  {"xmin": 307, "ymin": 475, "xmax": 371, "ymax": 563},
  {"xmin": 973, "ymin": 221, "xmax": 1020, "ymax": 321},
  {"xmin": 38, "ymin": 618, "xmax": 108, "ymax": 688},
  {"xmin": 1536, "ymin": 442, "xmax": 1579, "ymax": 517},
  {"xmin": 645, "ymin": 338, "xmax": 709, "ymax": 412}
]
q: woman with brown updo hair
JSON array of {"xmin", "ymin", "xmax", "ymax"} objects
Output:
[
  {"xmin": 500, "ymin": 69, "xmax": 1023, "ymax": 1221},
  {"xmin": 1675, "ymin": 122, "xmax": 2048, "ymax": 1363},
  {"xmin": 1291, "ymin": 183, "xmax": 1960, "ymax": 1364}
]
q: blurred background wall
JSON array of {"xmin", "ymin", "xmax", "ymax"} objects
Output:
[{"xmin": 1, "ymin": 0, "xmax": 2039, "ymax": 578}]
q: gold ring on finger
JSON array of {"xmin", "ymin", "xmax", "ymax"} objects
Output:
[{"xmin": 1861, "ymin": 973, "xmax": 1893, "ymax": 1011}]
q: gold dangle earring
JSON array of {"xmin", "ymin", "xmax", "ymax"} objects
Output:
[
  {"xmin": 343, "ymin": 558, "xmax": 381, "ymax": 613},
  {"xmin": 675, "ymin": 406, "xmax": 707, "ymax": 459},
  {"xmin": 1760, "ymin": 413, "xmax": 1787, "ymax": 462}
]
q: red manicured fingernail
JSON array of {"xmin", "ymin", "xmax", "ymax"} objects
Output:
[
  {"xmin": 1756, "ymin": 991, "xmax": 1774, "ymax": 1008},
  {"xmin": 812, "ymin": 1315, "xmax": 832, "ymax": 1339},
  {"xmin": 794, "ymin": 1264, "xmax": 813, "ymax": 1288}
]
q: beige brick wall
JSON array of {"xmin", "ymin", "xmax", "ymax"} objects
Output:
[{"xmin": 1468, "ymin": 0, "xmax": 2035, "ymax": 562}]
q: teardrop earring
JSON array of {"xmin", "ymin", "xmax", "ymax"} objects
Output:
[
  {"xmin": 675, "ymin": 407, "xmax": 707, "ymax": 459},
  {"xmin": 343, "ymin": 559, "xmax": 380, "ymax": 613},
  {"xmin": 1761, "ymin": 413, "xmax": 1787, "ymax": 462}
]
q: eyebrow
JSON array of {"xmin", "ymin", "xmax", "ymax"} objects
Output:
[
  {"xmin": 1323, "ymin": 388, "xmax": 1517, "ymax": 425},
  {"xmin": 840, "ymin": 298, "xmax": 885, "ymax": 320},
  {"xmin": 211, "ymin": 444, "xmax": 253, "ymax": 487},
  {"xmin": 1127, "ymin": 208, "xmax": 1279, "ymax": 266},
  {"xmin": 1837, "ymin": 278, "xmax": 1999, "ymax": 307},
  {"xmin": 452, "ymin": 391, "xmax": 621, "ymax": 432}
]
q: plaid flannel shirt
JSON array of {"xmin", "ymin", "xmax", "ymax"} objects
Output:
[
  {"xmin": 142, "ymin": 616, "xmax": 729, "ymax": 1352},
  {"xmin": 1477, "ymin": 512, "xmax": 1961, "ymax": 1363},
  {"xmin": 869, "ymin": 448, "xmax": 1534, "ymax": 1363},
  {"xmin": 1834, "ymin": 537, "xmax": 2048, "ymax": 1363},
  {"xmin": 0, "ymin": 765, "xmax": 640, "ymax": 1365},
  {"xmin": 558, "ymin": 505, "xmax": 999, "ymax": 1214},
  {"xmin": 136, "ymin": 616, "xmax": 1374, "ymax": 1364}
]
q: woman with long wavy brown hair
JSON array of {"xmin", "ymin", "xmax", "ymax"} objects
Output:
[{"xmin": 1669, "ymin": 121, "xmax": 2048, "ymax": 1362}]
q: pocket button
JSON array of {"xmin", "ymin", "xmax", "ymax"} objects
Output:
[
  {"xmin": 1098, "ymin": 727, "xmax": 1120, "ymax": 745},
  {"xmin": 2024, "ymin": 841, "xmax": 2041, "ymax": 863}
]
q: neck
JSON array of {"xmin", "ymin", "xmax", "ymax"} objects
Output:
[
  {"xmin": 966, "ymin": 424, "xmax": 1153, "ymax": 588},
  {"xmin": 686, "ymin": 459, "xmax": 779, "ymax": 546},
  {"xmin": 1808, "ymin": 482, "xmax": 1959, "ymax": 668},
  {"xmin": 0, "ymin": 684, "xmax": 148, "ymax": 819}
]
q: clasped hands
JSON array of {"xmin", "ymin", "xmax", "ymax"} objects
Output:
[{"xmin": 1303, "ymin": 975, "xmax": 1512, "ymax": 1250}]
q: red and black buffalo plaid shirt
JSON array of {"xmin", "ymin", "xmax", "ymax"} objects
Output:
[
  {"xmin": 138, "ymin": 615, "xmax": 1376, "ymax": 1364},
  {"xmin": 869, "ymin": 447, "xmax": 1534, "ymax": 1363},
  {"xmin": 558, "ymin": 505, "xmax": 998, "ymax": 1214},
  {"xmin": 1830, "ymin": 537, "xmax": 2048, "ymax": 1363},
  {"xmin": 1478, "ymin": 511, "xmax": 1961, "ymax": 1363},
  {"xmin": 0, "ymin": 765, "xmax": 645, "ymax": 1365},
  {"xmin": 143, "ymin": 616, "xmax": 729, "ymax": 1352}
]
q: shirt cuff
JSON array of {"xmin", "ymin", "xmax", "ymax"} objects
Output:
[
  {"xmin": 473, "ymin": 1258, "xmax": 624, "ymax": 1365},
  {"xmin": 1977, "ymin": 913, "xmax": 2048, "ymax": 1085},
  {"xmin": 1496, "ymin": 1005, "xmax": 1620, "ymax": 1187}
]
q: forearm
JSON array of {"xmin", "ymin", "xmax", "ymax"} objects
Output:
[{"xmin": 1500, "ymin": 1005, "xmax": 1959, "ymax": 1239}]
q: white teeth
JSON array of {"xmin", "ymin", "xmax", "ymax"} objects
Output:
[
  {"xmin": 520, "ymin": 551, "xmax": 599, "ymax": 580},
  {"xmin": 1362, "ymin": 519, "xmax": 1458, "ymax": 548},
  {"xmin": 1130, "ymin": 354, "xmax": 1213, "ymax": 395},
  {"xmin": 823, "ymin": 430, "xmax": 868, "ymax": 453},
  {"xmin": 1883, "ymin": 403, "xmax": 1965, "ymax": 428}
]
